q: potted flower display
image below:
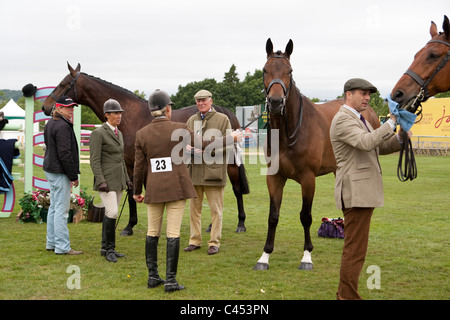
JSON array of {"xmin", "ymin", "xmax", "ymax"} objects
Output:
[{"xmin": 17, "ymin": 188, "xmax": 93, "ymax": 224}]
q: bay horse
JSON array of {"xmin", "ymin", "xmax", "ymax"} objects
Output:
[
  {"xmin": 391, "ymin": 15, "xmax": 450, "ymax": 113},
  {"xmin": 254, "ymin": 39, "xmax": 380, "ymax": 270},
  {"xmin": 41, "ymin": 63, "xmax": 249, "ymax": 235}
]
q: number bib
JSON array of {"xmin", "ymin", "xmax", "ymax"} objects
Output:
[{"xmin": 150, "ymin": 157, "xmax": 172, "ymax": 173}]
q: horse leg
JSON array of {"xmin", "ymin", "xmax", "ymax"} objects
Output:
[
  {"xmin": 120, "ymin": 188, "xmax": 137, "ymax": 236},
  {"xmin": 233, "ymin": 190, "xmax": 246, "ymax": 233},
  {"xmin": 254, "ymin": 174, "xmax": 285, "ymax": 270},
  {"xmin": 227, "ymin": 163, "xmax": 247, "ymax": 233},
  {"xmin": 298, "ymin": 176, "xmax": 315, "ymax": 270}
]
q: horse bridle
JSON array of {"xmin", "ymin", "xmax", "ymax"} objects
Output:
[
  {"xmin": 396, "ymin": 39, "xmax": 450, "ymax": 182},
  {"xmin": 263, "ymin": 54, "xmax": 293, "ymax": 115},
  {"xmin": 263, "ymin": 54, "xmax": 303, "ymax": 147},
  {"xmin": 50, "ymin": 71, "xmax": 81, "ymax": 106},
  {"xmin": 403, "ymin": 39, "xmax": 450, "ymax": 114}
]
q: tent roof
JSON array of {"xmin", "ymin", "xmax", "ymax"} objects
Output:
[{"xmin": 0, "ymin": 99, "xmax": 25, "ymax": 117}]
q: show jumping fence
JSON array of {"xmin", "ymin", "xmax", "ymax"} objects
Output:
[{"xmin": 0, "ymin": 86, "xmax": 84, "ymax": 218}]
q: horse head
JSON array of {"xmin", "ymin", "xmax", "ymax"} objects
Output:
[
  {"xmin": 391, "ymin": 15, "xmax": 450, "ymax": 113},
  {"xmin": 263, "ymin": 38, "xmax": 294, "ymax": 115},
  {"xmin": 42, "ymin": 62, "xmax": 82, "ymax": 116}
]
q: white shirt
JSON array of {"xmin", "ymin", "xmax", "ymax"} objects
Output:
[{"xmin": 105, "ymin": 121, "xmax": 117, "ymax": 134}]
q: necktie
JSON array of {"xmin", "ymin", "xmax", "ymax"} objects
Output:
[
  {"xmin": 114, "ymin": 127, "xmax": 118, "ymax": 137},
  {"xmin": 360, "ymin": 115, "xmax": 370, "ymax": 132}
]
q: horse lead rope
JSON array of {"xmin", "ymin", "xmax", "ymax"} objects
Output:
[{"xmin": 397, "ymin": 130, "xmax": 417, "ymax": 181}]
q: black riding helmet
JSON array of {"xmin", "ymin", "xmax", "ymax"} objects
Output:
[
  {"xmin": 148, "ymin": 89, "xmax": 174, "ymax": 111},
  {"xmin": 103, "ymin": 99, "xmax": 124, "ymax": 114}
]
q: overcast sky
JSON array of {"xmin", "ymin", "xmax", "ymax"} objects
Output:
[{"xmin": 0, "ymin": 0, "xmax": 448, "ymax": 103}]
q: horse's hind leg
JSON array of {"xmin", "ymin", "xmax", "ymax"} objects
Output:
[
  {"xmin": 227, "ymin": 163, "xmax": 247, "ymax": 233},
  {"xmin": 254, "ymin": 174, "xmax": 285, "ymax": 270},
  {"xmin": 298, "ymin": 177, "xmax": 315, "ymax": 270}
]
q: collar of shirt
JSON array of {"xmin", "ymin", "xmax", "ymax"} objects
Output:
[
  {"xmin": 105, "ymin": 121, "xmax": 116, "ymax": 133},
  {"xmin": 343, "ymin": 104, "xmax": 361, "ymax": 119},
  {"xmin": 200, "ymin": 108, "xmax": 212, "ymax": 119}
]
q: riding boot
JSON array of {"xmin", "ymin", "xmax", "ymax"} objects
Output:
[
  {"xmin": 103, "ymin": 216, "xmax": 119, "ymax": 263},
  {"xmin": 165, "ymin": 237, "xmax": 185, "ymax": 292},
  {"xmin": 100, "ymin": 216, "xmax": 106, "ymax": 256},
  {"xmin": 145, "ymin": 236, "xmax": 165, "ymax": 288},
  {"xmin": 101, "ymin": 217, "xmax": 125, "ymax": 258}
]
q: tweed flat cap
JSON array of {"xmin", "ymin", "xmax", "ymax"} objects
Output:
[
  {"xmin": 194, "ymin": 89, "xmax": 212, "ymax": 100},
  {"xmin": 344, "ymin": 78, "xmax": 377, "ymax": 93}
]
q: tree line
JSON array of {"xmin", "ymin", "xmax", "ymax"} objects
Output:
[{"xmin": 3, "ymin": 64, "xmax": 450, "ymax": 126}]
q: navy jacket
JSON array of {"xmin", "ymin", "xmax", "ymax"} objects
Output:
[{"xmin": 43, "ymin": 113, "xmax": 80, "ymax": 181}]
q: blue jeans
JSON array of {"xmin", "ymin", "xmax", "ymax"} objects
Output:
[{"xmin": 44, "ymin": 171, "xmax": 72, "ymax": 254}]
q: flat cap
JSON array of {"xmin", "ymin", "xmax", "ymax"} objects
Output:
[
  {"xmin": 194, "ymin": 89, "xmax": 212, "ymax": 100},
  {"xmin": 344, "ymin": 78, "xmax": 377, "ymax": 93}
]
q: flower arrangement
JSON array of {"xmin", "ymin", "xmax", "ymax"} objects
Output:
[
  {"xmin": 18, "ymin": 191, "xmax": 46, "ymax": 224},
  {"xmin": 18, "ymin": 187, "xmax": 94, "ymax": 224}
]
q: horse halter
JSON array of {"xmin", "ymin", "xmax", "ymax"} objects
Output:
[
  {"xmin": 403, "ymin": 39, "xmax": 450, "ymax": 113},
  {"xmin": 263, "ymin": 54, "xmax": 293, "ymax": 115},
  {"xmin": 50, "ymin": 71, "xmax": 81, "ymax": 106}
]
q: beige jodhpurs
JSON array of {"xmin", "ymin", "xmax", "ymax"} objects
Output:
[
  {"xmin": 146, "ymin": 200, "xmax": 186, "ymax": 238},
  {"xmin": 98, "ymin": 191, "xmax": 123, "ymax": 219}
]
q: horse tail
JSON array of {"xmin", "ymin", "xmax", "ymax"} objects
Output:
[{"xmin": 238, "ymin": 164, "xmax": 250, "ymax": 195}]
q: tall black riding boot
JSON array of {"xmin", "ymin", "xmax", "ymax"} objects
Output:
[
  {"xmin": 146, "ymin": 236, "xmax": 165, "ymax": 288},
  {"xmin": 103, "ymin": 216, "xmax": 123, "ymax": 263},
  {"xmin": 165, "ymin": 237, "xmax": 185, "ymax": 292},
  {"xmin": 100, "ymin": 216, "xmax": 106, "ymax": 256},
  {"xmin": 102, "ymin": 216, "xmax": 125, "ymax": 259}
]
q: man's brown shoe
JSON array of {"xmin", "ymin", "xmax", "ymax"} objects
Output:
[
  {"xmin": 57, "ymin": 249, "xmax": 83, "ymax": 255},
  {"xmin": 184, "ymin": 245, "xmax": 201, "ymax": 252},
  {"xmin": 207, "ymin": 246, "xmax": 219, "ymax": 255}
]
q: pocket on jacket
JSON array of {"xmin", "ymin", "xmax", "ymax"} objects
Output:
[
  {"xmin": 351, "ymin": 171, "xmax": 370, "ymax": 181},
  {"xmin": 204, "ymin": 163, "xmax": 223, "ymax": 181},
  {"xmin": 357, "ymin": 162, "xmax": 371, "ymax": 170}
]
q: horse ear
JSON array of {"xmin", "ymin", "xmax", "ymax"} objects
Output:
[
  {"xmin": 266, "ymin": 38, "xmax": 274, "ymax": 57},
  {"xmin": 430, "ymin": 21, "xmax": 438, "ymax": 38},
  {"xmin": 67, "ymin": 62, "xmax": 81, "ymax": 75},
  {"xmin": 443, "ymin": 15, "xmax": 450, "ymax": 40},
  {"xmin": 285, "ymin": 39, "xmax": 293, "ymax": 58}
]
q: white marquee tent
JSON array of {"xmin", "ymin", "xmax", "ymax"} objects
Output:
[{"xmin": 0, "ymin": 99, "xmax": 38, "ymax": 143}]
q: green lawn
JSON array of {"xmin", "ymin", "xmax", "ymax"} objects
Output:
[{"xmin": 0, "ymin": 151, "xmax": 448, "ymax": 300}]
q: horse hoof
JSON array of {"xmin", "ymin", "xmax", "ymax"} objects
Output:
[
  {"xmin": 253, "ymin": 262, "xmax": 269, "ymax": 271},
  {"xmin": 298, "ymin": 262, "xmax": 313, "ymax": 270},
  {"xmin": 120, "ymin": 228, "xmax": 133, "ymax": 236},
  {"xmin": 235, "ymin": 225, "xmax": 246, "ymax": 233}
]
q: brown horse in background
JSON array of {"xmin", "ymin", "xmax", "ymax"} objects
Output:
[
  {"xmin": 42, "ymin": 63, "xmax": 249, "ymax": 235},
  {"xmin": 391, "ymin": 15, "xmax": 450, "ymax": 113},
  {"xmin": 254, "ymin": 39, "xmax": 380, "ymax": 271}
]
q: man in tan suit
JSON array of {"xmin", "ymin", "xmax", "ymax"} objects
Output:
[{"xmin": 330, "ymin": 78, "xmax": 412, "ymax": 300}]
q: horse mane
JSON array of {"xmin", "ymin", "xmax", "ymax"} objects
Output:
[{"xmin": 81, "ymin": 72, "xmax": 148, "ymax": 103}]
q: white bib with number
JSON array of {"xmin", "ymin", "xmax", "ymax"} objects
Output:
[{"xmin": 150, "ymin": 157, "xmax": 172, "ymax": 173}]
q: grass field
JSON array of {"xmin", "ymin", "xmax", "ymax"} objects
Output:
[{"xmin": 0, "ymin": 150, "xmax": 448, "ymax": 301}]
